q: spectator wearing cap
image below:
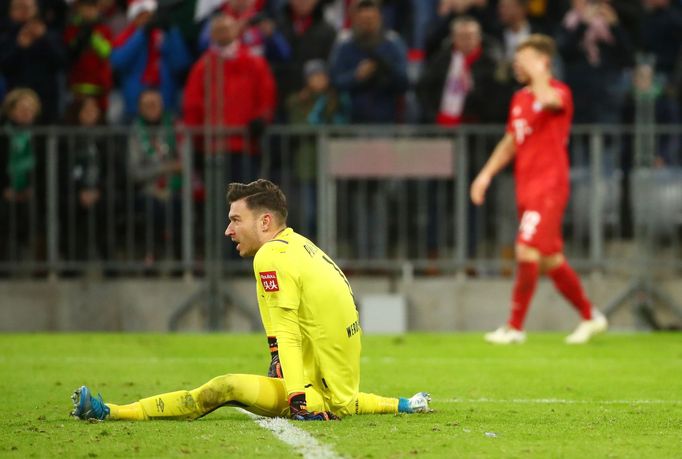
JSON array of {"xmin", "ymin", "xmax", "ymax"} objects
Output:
[
  {"xmin": 0, "ymin": 0, "xmax": 66, "ymax": 123},
  {"xmin": 328, "ymin": 0, "xmax": 408, "ymax": 123},
  {"xmin": 110, "ymin": 0, "xmax": 192, "ymax": 121},
  {"xmin": 417, "ymin": 16, "xmax": 505, "ymax": 126},
  {"xmin": 183, "ymin": 14, "xmax": 276, "ymax": 182},
  {"xmin": 63, "ymin": 0, "xmax": 113, "ymax": 111},
  {"xmin": 271, "ymin": 0, "xmax": 337, "ymax": 120},
  {"xmin": 286, "ymin": 58, "xmax": 350, "ymax": 235}
]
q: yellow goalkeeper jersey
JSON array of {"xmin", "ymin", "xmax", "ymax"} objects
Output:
[{"xmin": 253, "ymin": 227, "xmax": 362, "ymax": 412}]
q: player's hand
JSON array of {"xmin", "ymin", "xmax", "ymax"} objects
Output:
[
  {"xmin": 288, "ymin": 392, "xmax": 339, "ymax": 421},
  {"xmin": 470, "ymin": 173, "xmax": 491, "ymax": 205},
  {"xmin": 267, "ymin": 336, "xmax": 283, "ymax": 378},
  {"xmin": 267, "ymin": 351, "xmax": 283, "ymax": 378}
]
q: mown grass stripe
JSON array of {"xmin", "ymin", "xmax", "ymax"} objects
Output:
[{"xmin": 441, "ymin": 398, "xmax": 682, "ymax": 404}]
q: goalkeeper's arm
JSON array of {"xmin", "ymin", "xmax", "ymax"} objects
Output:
[
  {"xmin": 267, "ymin": 336, "xmax": 283, "ymax": 378},
  {"xmin": 270, "ymin": 306, "xmax": 338, "ymax": 421}
]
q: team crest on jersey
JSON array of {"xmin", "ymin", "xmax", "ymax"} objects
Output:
[
  {"xmin": 259, "ymin": 271, "xmax": 280, "ymax": 292},
  {"xmin": 532, "ymin": 100, "xmax": 543, "ymax": 112}
]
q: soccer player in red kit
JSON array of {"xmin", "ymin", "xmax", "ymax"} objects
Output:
[{"xmin": 470, "ymin": 34, "xmax": 607, "ymax": 344}]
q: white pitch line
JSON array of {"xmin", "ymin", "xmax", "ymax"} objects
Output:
[
  {"xmin": 440, "ymin": 398, "xmax": 682, "ymax": 405},
  {"xmin": 237, "ymin": 408, "xmax": 341, "ymax": 459}
]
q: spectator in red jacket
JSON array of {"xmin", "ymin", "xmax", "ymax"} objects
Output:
[
  {"xmin": 183, "ymin": 14, "xmax": 276, "ymax": 182},
  {"xmin": 63, "ymin": 0, "xmax": 113, "ymax": 111}
]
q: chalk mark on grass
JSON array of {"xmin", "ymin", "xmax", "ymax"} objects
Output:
[{"xmin": 237, "ymin": 408, "xmax": 340, "ymax": 459}]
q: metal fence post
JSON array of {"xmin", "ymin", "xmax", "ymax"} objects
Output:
[
  {"xmin": 46, "ymin": 129, "xmax": 58, "ymax": 277},
  {"xmin": 589, "ymin": 128, "xmax": 604, "ymax": 270},
  {"xmin": 455, "ymin": 132, "xmax": 469, "ymax": 269},
  {"xmin": 316, "ymin": 129, "xmax": 336, "ymax": 256},
  {"xmin": 181, "ymin": 130, "xmax": 194, "ymax": 278}
]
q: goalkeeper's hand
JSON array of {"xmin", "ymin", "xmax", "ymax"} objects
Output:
[
  {"xmin": 267, "ymin": 336, "xmax": 283, "ymax": 378},
  {"xmin": 288, "ymin": 393, "xmax": 339, "ymax": 421}
]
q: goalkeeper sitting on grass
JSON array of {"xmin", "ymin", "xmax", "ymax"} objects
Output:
[{"xmin": 71, "ymin": 179, "xmax": 430, "ymax": 421}]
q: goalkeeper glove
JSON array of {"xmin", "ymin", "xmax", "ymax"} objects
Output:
[
  {"xmin": 267, "ymin": 336, "xmax": 283, "ymax": 378},
  {"xmin": 288, "ymin": 392, "xmax": 339, "ymax": 421}
]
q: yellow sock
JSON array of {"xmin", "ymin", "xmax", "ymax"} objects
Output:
[
  {"xmin": 106, "ymin": 374, "xmax": 288, "ymax": 421},
  {"xmin": 107, "ymin": 402, "xmax": 147, "ymax": 421},
  {"xmin": 355, "ymin": 392, "xmax": 399, "ymax": 415}
]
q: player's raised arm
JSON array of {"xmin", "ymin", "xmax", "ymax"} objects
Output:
[
  {"xmin": 470, "ymin": 133, "xmax": 516, "ymax": 206},
  {"xmin": 530, "ymin": 75, "xmax": 564, "ymax": 110}
]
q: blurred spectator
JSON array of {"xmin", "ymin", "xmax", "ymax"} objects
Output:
[
  {"xmin": 198, "ymin": 0, "xmax": 291, "ymax": 62},
  {"xmin": 129, "ymin": 88, "xmax": 182, "ymax": 263},
  {"xmin": 271, "ymin": 0, "xmax": 336, "ymax": 120},
  {"xmin": 183, "ymin": 14, "xmax": 276, "ymax": 181},
  {"xmin": 493, "ymin": 0, "xmax": 541, "ymax": 104},
  {"xmin": 59, "ymin": 96, "xmax": 108, "ymax": 262},
  {"xmin": 524, "ymin": 0, "xmax": 569, "ymax": 34},
  {"xmin": 0, "ymin": 0, "xmax": 70, "ymax": 30},
  {"xmin": 495, "ymin": 0, "xmax": 537, "ymax": 63},
  {"xmin": 63, "ymin": 0, "xmax": 113, "ymax": 111},
  {"xmin": 556, "ymin": 0, "xmax": 634, "ymax": 123},
  {"xmin": 409, "ymin": 0, "xmax": 439, "ymax": 52},
  {"xmin": 417, "ymin": 16, "xmax": 506, "ymax": 125},
  {"xmin": 0, "ymin": 0, "xmax": 66, "ymax": 123},
  {"xmin": 639, "ymin": 0, "xmax": 682, "ymax": 80},
  {"xmin": 622, "ymin": 62, "xmax": 681, "ymax": 166},
  {"xmin": 0, "ymin": 88, "xmax": 41, "ymax": 262},
  {"xmin": 110, "ymin": 0, "xmax": 192, "ymax": 121},
  {"xmin": 423, "ymin": 0, "xmax": 495, "ymax": 60},
  {"xmin": 328, "ymin": 0, "xmax": 408, "ymax": 123},
  {"xmin": 286, "ymin": 59, "xmax": 349, "ymax": 234},
  {"xmin": 286, "ymin": 59, "xmax": 350, "ymax": 125}
]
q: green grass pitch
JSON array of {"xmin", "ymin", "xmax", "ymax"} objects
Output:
[{"xmin": 1, "ymin": 333, "xmax": 681, "ymax": 458}]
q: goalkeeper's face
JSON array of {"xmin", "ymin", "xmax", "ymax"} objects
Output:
[{"xmin": 225, "ymin": 199, "xmax": 263, "ymax": 257}]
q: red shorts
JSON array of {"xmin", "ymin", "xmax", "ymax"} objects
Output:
[{"xmin": 516, "ymin": 196, "xmax": 567, "ymax": 255}]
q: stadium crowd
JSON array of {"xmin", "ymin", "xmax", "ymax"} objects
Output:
[
  {"xmin": 1, "ymin": 0, "xmax": 682, "ymax": 266},
  {"xmin": 0, "ymin": 0, "xmax": 681, "ymax": 128}
]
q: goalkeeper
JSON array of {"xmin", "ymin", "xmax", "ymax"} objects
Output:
[{"xmin": 71, "ymin": 179, "xmax": 430, "ymax": 421}]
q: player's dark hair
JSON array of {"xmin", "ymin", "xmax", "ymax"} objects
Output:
[
  {"xmin": 226, "ymin": 179, "xmax": 288, "ymax": 223},
  {"xmin": 516, "ymin": 34, "xmax": 556, "ymax": 58}
]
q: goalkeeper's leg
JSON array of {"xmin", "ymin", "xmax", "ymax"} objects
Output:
[
  {"xmin": 341, "ymin": 392, "xmax": 431, "ymax": 416},
  {"xmin": 107, "ymin": 374, "xmax": 289, "ymax": 420}
]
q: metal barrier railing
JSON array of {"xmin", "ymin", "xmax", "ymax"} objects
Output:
[{"xmin": 1, "ymin": 124, "xmax": 681, "ymax": 277}]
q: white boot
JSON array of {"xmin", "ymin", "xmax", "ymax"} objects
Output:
[
  {"xmin": 565, "ymin": 309, "xmax": 608, "ymax": 344},
  {"xmin": 485, "ymin": 325, "xmax": 527, "ymax": 344}
]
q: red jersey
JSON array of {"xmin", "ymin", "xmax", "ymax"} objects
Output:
[{"xmin": 506, "ymin": 79, "xmax": 573, "ymax": 204}]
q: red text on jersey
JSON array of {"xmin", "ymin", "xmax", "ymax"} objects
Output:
[{"xmin": 259, "ymin": 271, "xmax": 280, "ymax": 292}]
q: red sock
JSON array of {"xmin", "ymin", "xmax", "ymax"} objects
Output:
[
  {"xmin": 548, "ymin": 261, "xmax": 592, "ymax": 320},
  {"xmin": 508, "ymin": 261, "xmax": 539, "ymax": 330}
]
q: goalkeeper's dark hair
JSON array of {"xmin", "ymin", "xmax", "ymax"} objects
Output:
[{"xmin": 226, "ymin": 179, "xmax": 288, "ymax": 224}]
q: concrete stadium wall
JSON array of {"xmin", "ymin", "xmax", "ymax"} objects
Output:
[{"xmin": 1, "ymin": 275, "xmax": 681, "ymax": 332}]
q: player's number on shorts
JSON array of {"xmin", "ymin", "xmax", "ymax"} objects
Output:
[{"xmin": 519, "ymin": 210, "xmax": 541, "ymax": 241}]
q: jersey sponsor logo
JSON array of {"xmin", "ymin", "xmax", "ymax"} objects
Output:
[{"xmin": 259, "ymin": 271, "xmax": 280, "ymax": 292}]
